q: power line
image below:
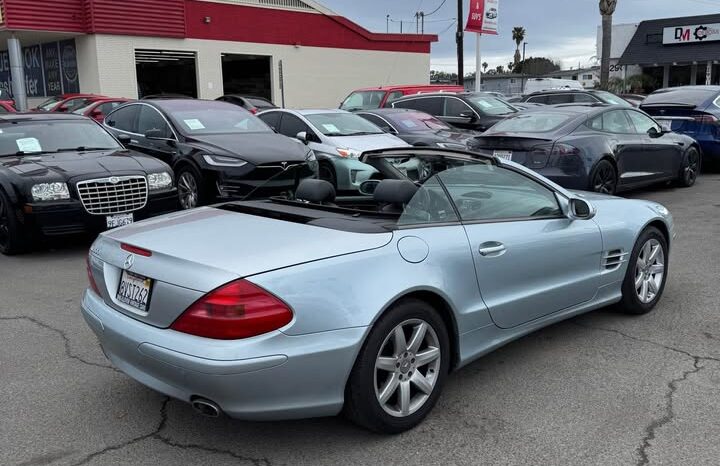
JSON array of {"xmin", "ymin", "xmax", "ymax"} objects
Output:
[{"xmin": 424, "ymin": 0, "xmax": 447, "ymax": 17}]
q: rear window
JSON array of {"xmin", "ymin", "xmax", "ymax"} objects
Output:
[
  {"xmin": 489, "ymin": 113, "xmax": 573, "ymax": 132},
  {"xmin": 643, "ymin": 89, "xmax": 718, "ymax": 107}
]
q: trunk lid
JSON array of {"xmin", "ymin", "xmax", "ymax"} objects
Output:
[
  {"xmin": 471, "ymin": 134, "xmax": 554, "ymax": 166},
  {"xmin": 641, "ymin": 104, "xmax": 718, "ymax": 136}
]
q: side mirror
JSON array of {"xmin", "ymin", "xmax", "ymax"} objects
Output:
[
  {"xmin": 648, "ymin": 126, "xmax": 665, "ymax": 138},
  {"xmin": 296, "ymin": 131, "xmax": 309, "ymax": 144},
  {"xmin": 116, "ymin": 134, "xmax": 132, "ymax": 146},
  {"xmin": 359, "ymin": 179, "xmax": 380, "ymax": 196},
  {"xmin": 57, "ymin": 104, "xmax": 69, "ymax": 113},
  {"xmin": 569, "ymin": 198, "xmax": 596, "ymax": 220},
  {"xmin": 459, "ymin": 111, "xmax": 477, "ymax": 122}
]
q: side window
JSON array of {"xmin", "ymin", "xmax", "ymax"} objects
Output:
[
  {"xmin": 137, "ymin": 106, "xmax": 172, "ymax": 138},
  {"xmin": 588, "ymin": 115, "xmax": 604, "ymax": 131},
  {"xmin": 602, "ymin": 110, "xmax": 633, "ymax": 134},
  {"xmin": 258, "ymin": 111, "xmax": 282, "ymax": 131},
  {"xmin": 545, "ymin": 94, "xmax": 573, "ymax": 105},
  {"xmin": 572, "ymin": 93, "xmax": 599, "ymax": 103},
  {"xmin": 444, "ymin": 98, "xmax": 475, "ymax": 117},
  {"xmin": 278, "ymin": 114, "xmax": 311, "ymax": 139},
  {"xmin": 398, "ymin": 176, "xmax": 459, "ymax": 226},
  {"xmin": 626, "ymin": 110, "xmax": 661, "ymax": 134},
  {"xmin": 439, "ymin": 164, "xmax": 562, "ymax": 221},
  {"xmin": 386, "ymin": 91, "xmax": 404, "ymax": 104},
  {"xmin": 526, "ymin": 95, "xmax": 548, "ymax": 104},
  {"xmin": 393, "ymin": 97, "xmax": 443, "ymax": 116},
  {"xmin": 97, "ymin": 102, "xmax": 122, "ymax": 115},
  {"xmin": 359, "ymin": 114, "xmax": 393, "ymax": 132},
  {"xmin": 105, "ymin": 105, "xmax": 140, "ymax": 133}
]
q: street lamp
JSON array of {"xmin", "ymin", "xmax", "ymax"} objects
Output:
[{"xmin": 522, "ymin": 42, "xmax": 528, "ymax": 95}]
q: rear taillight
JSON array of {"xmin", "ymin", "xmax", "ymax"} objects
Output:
[
  {"xmin": 121, "ymin": 243, "xmax": 152, "ymax": 257},
  {"xmin": 170, "ymin": 279, "xmax": 293, "ymax": 340},
  {"xmin": 86, "ymin": 254, "xmax": 100, "ymax": 295},
  {"xmin": 530, "ymin": 143, "xmax": 581, "ymax": 170},
  {"xmin": 693, "ymin": 114, "xmax": 719, "ymax": 124}
]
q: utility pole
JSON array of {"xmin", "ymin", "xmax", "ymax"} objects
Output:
[
  {"xmin": 386, "ymin": 15, "xmax": 390, "ymax": 33},
  {"xmin": 421, "ymin": 12, "xmax": 425, "ymax": 34},
  {"xmin": 522, "ymin": 42, "xmax": 528, "ymax": 94},
  {"xmin": 456, "ymin": 0, "xmax": 464, "ymax": 86}
]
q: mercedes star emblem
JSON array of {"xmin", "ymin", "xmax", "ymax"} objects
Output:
[{"xmin": 123, "ymin": 254, "xmax": 134, "ymax": 270}]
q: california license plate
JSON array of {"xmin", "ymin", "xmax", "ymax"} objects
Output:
[
  {"xmin": 106, "ymin": 213, "xmax": 134, "ymax": 229},
  {"xmin": 493, "ymin": 150, "xmax": 513, "ymax": 160},
  {"xmin": 116, "ymin": 270, "xmax": 153, "ymax": 313}
]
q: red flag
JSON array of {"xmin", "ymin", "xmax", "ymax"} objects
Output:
[{"xmin": 465, "ymin": 0, "xmax": 499, "ymax": 35}]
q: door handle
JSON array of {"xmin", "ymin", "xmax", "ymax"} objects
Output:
[{"xmin": 479, "ymin": 242, "xmax": 506, "ymax": 257}]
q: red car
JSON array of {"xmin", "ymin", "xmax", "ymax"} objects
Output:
[
  {"xmin": 0, "ymin": 100, "xmax": 16, "ymax": 113},
  {"xmin": 340, "ymin": 84, "xmax": 465, "ymax": 111},
  {"xmin": 34, "ymin": 93, "xmax": 106, "ymax": 113},
  {"xmin": 72, "ymin": 98, "xmax": 131, "ymax": 122}
]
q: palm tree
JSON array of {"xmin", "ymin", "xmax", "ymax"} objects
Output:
[
  {"xmin": 512, "ymin": 27, "xmax": 526, "ymax": 67},
  {"xmin": 482, "ymin": 62, "xmax": 489, "ymax": 73},
  {"xmin": 599, "ymin": 0, "xmax": 618, "ymax": 90}
]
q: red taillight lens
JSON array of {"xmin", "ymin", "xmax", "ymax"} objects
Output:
[
  {"xmin": 121, "ymin": 243, "xmax": 152, "ymax": 257},
  {"xmin": 86, "ymin": 254, "xmax": 100, "ymax": 295},
  {"xmin": 170, "ymin": 279, "xmax": 293, "ymax": 340},
  {"xmin": 693, "ymin": 114, "xmax": 719, "ymax": 124}
]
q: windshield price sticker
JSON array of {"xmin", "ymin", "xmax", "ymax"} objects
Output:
[
  {"xmin": 16, "ymin": 137, "xmax": 42, "ymax": 153},
  {"xmin": 184, "ymin": 119, "xmax": 206, "ymax": 130},
  {"xmin": 322, "ymin": 123, "xmax": 340, "ymax": 133},
  {"xmin": 400, "ymin": 120, "xmax": 418, "ymax": 128}
]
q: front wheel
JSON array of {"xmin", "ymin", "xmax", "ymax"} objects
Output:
[
  {"xmin": 344, "ymin": 299, "xmax": 450, "ymax": 433},
  {"xmin": 676, "ymin": 147, "xmax": 701, "ymax": 188},
  {"xmin": 589, "ymin": 160, "xmax": 618, "ymax": 195},
  {"xmin": 618, "ymin": 227, "xmax": 668, "ymax": 315},
  {"xmin": 0, "ymin": 190, "xmax": 29, "ymax": 255},
  {"xmin": 176, "ymin": 165, "xmax": 207, "ymax": 210}
]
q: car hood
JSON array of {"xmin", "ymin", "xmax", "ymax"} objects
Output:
[
  {"xmin": 184, "ymin": 132, "xmax": 309, "ymax": 164},
  {"xmin": 0, "ymin": 149, "xmax": 168, "ymax": 182},
  {"xmin": 99, "ymin": 206, "xmax": 393, "ymax": 290},
  {"xmin": 324, "ymin": 133, "xmax": 409, "ymax": 152}
]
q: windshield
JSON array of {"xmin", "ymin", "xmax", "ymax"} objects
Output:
[
  {"xmin": 489, "ymin": 113, "xmax": 573, "ymax": 133},
  {"xmin": 465, "ymin": 95, "xmax": 518, "ymax": 115},
  {"xmin": 38, "ymin": 96, "xmax": 63, "ymax": 111},
  {"xmin": 168, "ymin": 106, "xmax": 273, "ymax": 135},
  {"xmin": 340, "ymin": 91, "xmax": 387, "ymax": 111},
  {"xmin": 643, "ymin": 89, "xmax": 717, "ymax": 107},
  {"xmin": 386, "ymin": 111, "xmax": 451, "ymax": 132},
  {"xmin": 306, "ymin": 113, "xmax": 384, "ymax": 136},
  {"xmin": 73, "ymin": 102, "xmax": 96, "ymax": 115},
  {"xmin": 594, "ymin": 91, "xmax": 632, "ymax": 107},
  {"xmin": 0, "ymin": 120, "xmax": 122, "ymax": 156}
]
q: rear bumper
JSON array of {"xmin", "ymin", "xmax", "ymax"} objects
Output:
[
  {"xmin": 25, "ymin": 189, "xmax": 178, "ymax": 236},
  {"xmin": 80, "ymin": 289, "xmax": 366, "ymax": 421}
]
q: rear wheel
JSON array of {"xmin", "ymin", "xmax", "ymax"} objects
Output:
[
  {"xmin": 589, "ymin": 160, "xmax": 618, "ymax": 195},
  {"xmin": 176, "ymin": 165, "xmax": 207, "ymax": 210},
  {"xmin": 0, "ymin": 190, "xmax": 29, "ymax": 255},
  {"xmin": 344, "ymin": 299, "xmax": 450, "ymax": 433},
  {"xmin": 676, "ymin": 147, "xmax": 701, "ymax": 188},
  {"xmin": 618, "ymin": 227, "xmax": 668, "ymax": 315}
]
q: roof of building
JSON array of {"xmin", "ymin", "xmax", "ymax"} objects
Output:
[
  {"xmin": 544, "ymin": 67, "xmax": 599, "ymax": 77},
  {"xmin": 619, "ymin": 14, "xmax": 720, "ymax": 65}
]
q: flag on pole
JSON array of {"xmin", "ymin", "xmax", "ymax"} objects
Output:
[{"xmin": 465, "ymin": 0, "xmax": 499, "ymax": 35}]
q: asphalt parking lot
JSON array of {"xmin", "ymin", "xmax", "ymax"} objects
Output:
[{"xmin": 2, "ymin": 174, "xmax": 720, "ymax": 466}]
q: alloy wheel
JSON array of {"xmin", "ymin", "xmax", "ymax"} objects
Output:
[
  {"xmin": 178, "ymin": 172, "xmax": 199, "ymax": 210},
  {"xmin": 634, "ymin": 238, "xmax": 665, "ymax": 304},
  {"xmin": 685, "ymin": 151, "xmax": 699, "ymax": 186},
  {"xmin": 374, "ymin": 319, "xmax": 442, "ymax": 417},
  {"xmin": 593, "ymin": 164, "xmax": 617, "ymax": 194}
]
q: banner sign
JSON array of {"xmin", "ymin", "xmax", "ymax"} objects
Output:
[
  {"xmin": 663, "ymin": 23, "xmax": 720, "ymax": 44},
  {"xmin": 0, "ymin": 39, "xmax": 79, "ymax": 98},
  {"xmin": 466, "ymin": 0, "xmax": 499, "ymax": 35}
]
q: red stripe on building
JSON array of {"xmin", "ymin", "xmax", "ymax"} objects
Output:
[
  {"xmin": 85, "ymin": 0, "xmax": 186, "ymax": 37},
  {"xmin": 184, "ymin": 1, "xmax": 436, "ymax": 53}
]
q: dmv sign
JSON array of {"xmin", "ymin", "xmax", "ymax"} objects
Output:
[{"xmin": 663, "ymin": 23, "xmax": 720, "ymax": 44}]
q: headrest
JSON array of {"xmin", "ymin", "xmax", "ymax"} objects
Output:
[
  {"xmin": 296, "ymin": 179, "xmax": 336, "ymax": 204},
  {"xmin": 373, "ymin": 179, "xmax": 418, "ymax": 205}
]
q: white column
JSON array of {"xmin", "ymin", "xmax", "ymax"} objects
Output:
[
  {"xmin": 475, "ymin": 34, "xmax": 482, "ymax": 92},
  {"xmin": 7, "ymin": 35, "xmax": 27, "ymax": 111}
]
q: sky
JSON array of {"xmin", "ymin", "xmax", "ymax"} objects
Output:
[{"xmin": 320, "ymin": 0, "xmax": 720, "ymax": 73}]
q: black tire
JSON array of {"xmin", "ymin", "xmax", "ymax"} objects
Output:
[
  {"xmin": 344, "ymin": 299, "xmax": 450, "ymax": 434},
  {"xmin": 176, "ymin": 164, "xmax": 207, "ymax": 210},
  {"xmin": 318, "ymin": 162, "xmax": 337, "ymax": 190},
  {"xmin": 618, "ymin": 227, "xmax": 668, "ymax": 315},
  {"xmin": 676, "ymin": 146, "xmax": 701, "ymax": 188},
  {"xmin": 0, "ymin": 190, "xmax": 29, "ymax": 255},
  {"xmin": 589, "ymin": 160, "xmax": 618, "ymax": 195}
]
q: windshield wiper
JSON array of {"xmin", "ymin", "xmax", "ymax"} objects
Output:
[
  {"xmin": 342, "ymin": 131, "xmax": 384, "ymax": 136},
  {"xmin": 55, "ymin": 147, "xmax": 117, "ymax": 152}
]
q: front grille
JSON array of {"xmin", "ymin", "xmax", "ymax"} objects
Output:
[{"xmin": 76, "ymin": 176, "xmax": 148, "ymax": 215}]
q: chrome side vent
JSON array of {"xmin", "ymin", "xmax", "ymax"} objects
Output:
[{"xmin": 602, "ymin": 249, "xmax": 628, "ymax": 271}]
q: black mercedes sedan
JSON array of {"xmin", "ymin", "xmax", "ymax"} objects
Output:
[
  {"xmin": 469, "ymin": 104, "xmax": 701, "ymax": 194},
  {"xmin": 0, "ymin": 113, "xmax": 177, "ymax": 255},
  {"xmin": 355, "ymin": 108, "xmax": 477, "ymax": 150},
  {"xmin": 103, "ymin": 99, "xmax": 317, "ymax": 209}
]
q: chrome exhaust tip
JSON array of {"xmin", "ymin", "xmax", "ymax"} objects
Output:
[{"xmin": 191, "ymin": 398, "xmax": 221, "ymax": 418}]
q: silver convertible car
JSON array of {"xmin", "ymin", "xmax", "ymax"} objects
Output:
[{"xmin": 81, "ymin": 148, "xmax": 673, "ymax": 433}]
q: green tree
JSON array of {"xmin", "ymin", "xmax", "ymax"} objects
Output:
[
  {"xmin": 496, "ymin": 65, "xmax": 505, "ymax": 74},
  {"xmin": 482, "ymin": 62, "xmax": 489, "ymax": 73},
  {"xmin": 512, "ymin": 27, "xmax": 526, "ymax": 66},
  {"xmin": 599, "ymin": 0, "xmax": 618, "ymax": 90},
  {"xmin": 511, "ymin": 57, "xmax": 561, "ymax": 75}
]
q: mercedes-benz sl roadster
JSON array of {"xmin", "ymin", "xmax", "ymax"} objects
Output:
[{"xmin": 81, "ymin": 148, "xmax": 674, "ymax": 433}]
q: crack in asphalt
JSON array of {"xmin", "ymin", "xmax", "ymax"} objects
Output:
[
  {"xmin": 71, "ymin": 398, "xmax": 271, "ymax": 466},
  {"xmin": 571, "ymin": 321, "xmax": 720, "ymax": 466},
  {"xmin": 0, "ymin": 315, "xmax": 122, "ymax": 374}
]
